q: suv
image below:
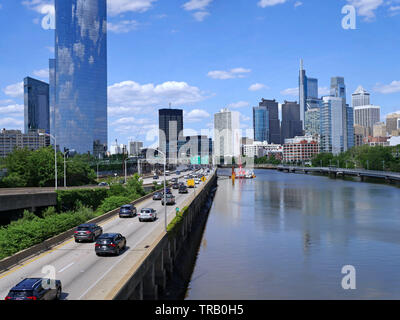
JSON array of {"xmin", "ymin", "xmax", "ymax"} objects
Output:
[
  {"xmin": 172, "ymin": 183, "xmax": 180, "ymax": 189},
  {"xmin": 5, "ymin": 278, "xmax": 62, "ymax": 300},
  {"xmin": 138, "ymin": 208, "xmax": 157, "ymax": 222},
  {"xmin": 161, "ymin": 194, "xmax": 176, "ymax": 206},
  {"xmin": 153, "ymin": 192, "xmax": 163, "ymax": 200},
  {"xmin": 119, "ymin": 204, "xmax": 137, "ymax": 218},
  {"xmin": 74, "ymin": 224, "xmax": 103, "ymax": 243},
  {"xmin": 95, "ymin": 233, "xmax": 126, "ymax": 256},
  {"xmin": 179, "ymin": 185, "xmax": 188, "ymax": 194}
]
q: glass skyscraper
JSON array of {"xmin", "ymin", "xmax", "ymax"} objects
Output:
[
  {"xmin": 255, "ymin": 99, "xmax": 281, "ymax": 144},
  {"xmin": 299, "ymin": 60, "xmax": 319, "ymax": 129},
  {"xmin": 158, "ymin": 109, "xmax": 184, "ymax": 161},
  {"xmin": 24, "ymin": 77, "xmax": 50, "ymax": 134},
  {"xmin": 281, "ymin": 101, "xmax": 303, "ymax": 143},
  {"xmin": 53, "ymin": 0, "xmax": 108, "ymax": 156},
  {"xmin": 253, "ymin": 106, "xmax": 269, "ymax": 142}
]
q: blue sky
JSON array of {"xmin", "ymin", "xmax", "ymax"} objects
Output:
[{"xmin": 0, "ymin": 0, "xmax": 400, "ymax": 149}]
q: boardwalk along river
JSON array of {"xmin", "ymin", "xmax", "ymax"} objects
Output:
[{"xmin": 185, "ymin": 169, "xmax": 400, "ymax": 299}]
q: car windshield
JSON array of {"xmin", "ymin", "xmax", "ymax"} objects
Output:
[
  {"xmin": 9, "ymin": 290, "xmax": 33, "ymax": 297},
  {"xmin": 141, "ymin": 209, "xmax": 151, "ymax": 213}
]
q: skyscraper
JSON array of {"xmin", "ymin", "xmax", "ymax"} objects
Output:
[
  {"xmin": 305, "ymin": 107, "xmax": 321, "ymax": 137},
  {"xmin": 281, "ymin": 101, "xmax": 303, "ymax": 143},
  {"xmin": 53, "ymin": 0, "xmax": 108, "ymax": 157},
  {"xmin": 299, "ymin": 59, "xmax": 319, "ymax": 129},
  {"xmin": 386, "ymin": 113, "xmax": 400, "ymax": 136},
  {"xmin": 256, "ymin": 99, "xmax": 281, "ymax": 144},
  {"xmin": 158, "ymin": 108, "xmax": 184, "ymax": 162},
  {"xmin": 214, "ymin": 108, "xmax": 241, "ymax": 163},
  {"xmin": 352, "ymin": 86, "xmax": 370, "ymax": 107},
  {"xmin": 354, "ymin": 105, "xmax": 380, "ymax": 136},
  {"xmin": 330, "ymin": 77, "xmax": 346, "ymax": 100},
  {"xmin": 253, "ymin": 106, "xmax": 269, "ymax": 142},
  {"xmin": 24, "ymin": 77, "xmax": 50, "ymax": 134}
]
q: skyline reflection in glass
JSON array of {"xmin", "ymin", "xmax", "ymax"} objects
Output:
[{"xmin": 54, "ymin": 0, "xmax": 107, "ymax": 156}]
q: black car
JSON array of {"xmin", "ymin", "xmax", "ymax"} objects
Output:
[
  {"xmin": 74, "ymin": 224, "xmax": 103, "ymax": 242},
  {"xmin": 172, "ymin": 183, "xmax": 180, "ymax": 189},
  {"xmin": 162, "ymin": 188, "xmax": 172, "ymax": 195},
  {"xmin": 153, "ymin": 192, "xmax": 163, "ymax": 200},
  {"xmin": 5, "ymin": 278, "xmax": 62, "ymax": 300},
  {"xmin": 95, "ymin": 233, "xmax": 126, "ymax": 256},
  {"xmin": 119, "ymin": 204, "xmax": 137, "ymax": 218},
  {"xmin": 153, "ymin": 175, "xmax": 159, "ymax": 180},
  {"xmin": 179, "ymin": 185, "xmax": 189, "ymax": 194}
]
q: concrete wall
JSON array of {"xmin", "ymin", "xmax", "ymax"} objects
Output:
[
  {"xmin": 0, "ymin": 192, "xmax": 57, "ymax": 212},
  {"xmin": 112, "ymin": 172, "xmax": 217, "ymax": 300}
]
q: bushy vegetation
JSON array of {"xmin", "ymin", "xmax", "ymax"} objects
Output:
[
  {"xmin": 97, "ymin": 196, "xmax": 132, "ymax": 215},
  {"xmin": 254, "ymin": 154, "xmax": 282, "ymax": 165},
  {"xmin": 0, "ymin": 147, "xmax": 96, "ymax": 188},
  {"xmin": 311, "ymin": 145, "xmax": 400, "ymax": 171},
  {"xmin": 167, "ymin": 206, "xmax": 188, "ymax": 238},
  {"xmin": 0, "ymin": 205, "xmax": 96, "ymax": 260},
  {"xmin": 56, "ymin": 188, "xmax": 109, "ymax": 212}
]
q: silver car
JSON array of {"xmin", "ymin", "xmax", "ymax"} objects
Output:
[{"xmin": 138, "ymin": 208, "xmax": 157, "ymax": 222}]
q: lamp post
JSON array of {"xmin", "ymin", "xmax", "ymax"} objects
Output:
[{"xmin": 39, "ymin": 133, "xmax": 57, "ymax": 190}]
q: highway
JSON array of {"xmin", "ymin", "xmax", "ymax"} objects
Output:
[{"xmin": 0, "ymin": 170, "xmax": 212, "ymax": 300}]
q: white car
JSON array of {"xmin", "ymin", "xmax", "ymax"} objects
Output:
[{"xmin": 195, "ymin": 178, "xmax": 200, "ymax": 184}]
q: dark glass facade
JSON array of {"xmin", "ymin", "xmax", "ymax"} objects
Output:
[
  {"xmin": 24, "ymin": 77, "xmax": 50, "ymax": 134},
  {"xmin": 281, "ymin": 101, "xmax": 303, "ymax": 143},
  {"xmin": 253, "ymin": 106, "xmax": 269, "ymax": 142},
  {"xmin": 257, "ymin": 99, "xmax": 281, "ymax": 144},
  {"xmin": 158, "ymin": 109, "xmax": 184, "ymax": 160},
  {"xmin": 54, "ymin": 0, "xmax": 107, "ymax": 157}
]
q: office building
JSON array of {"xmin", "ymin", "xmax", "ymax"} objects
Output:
[
  {"xmin": 283, "ymin": 135, "xmax": 320, "ymax": 163},
  {"xmin": 354, "ymin": 105, "xmax": 381, "ymax": 136},
  {"xmin": 373, "ymin": 122, "xmax": 387, "ymax": 137},
  {"xmin": 281, "ymin": 101, "xmax": 303, "ymax": 143},
  {"xmin": 305, "ymin": 107, "xmax": 321, "ymax": 136},
  {"xmin": 129, "ymin": 141, "xmax": 143, "ymax": 156},
  {"xmin": 299, "ymin": 59, "xmax": 319, "ymax": 129},
  {"xmin": 183, "ymin": 135, "xmax": 210, "ymax": 164},
  {"xmin": 0, "ymin": 129, "xmax": 50, "ymax": 158},
  {"xmin": 386, "ymin": 113, "xmax": 400, "ymax": 136},
  {"xmin": 253, "ymin": 99, "xmax": 281, "ymax": 144},
  {"xmin": 352, "ymin": 86, "xmax": 370, "ymax": 107},
  {"xmin": 243, "ymin": 142, "xmax": 282, "ymax": 159},
  {"xmin": 24, "ymin": 77, "xmax": 50, "ymax": 134},
  {"xmin": 158, "ymin": 108, "xmax": 184, "ymax": 162},
  {"xmin": 214, "ymin": 108, "xmax": 241, "ymax": 163},
  {"xmin": 49, "ymin": 59, "xmax": 56, "ymax": 139},
  {"xmin": 53, "ymin": 0, "xmax": 108, "ymax": 157},
  {"xmin": 354, "ymin": 125, "xmax": 368, "ymax": 146},
  {"xmin": 363, "ymin": 136, "xmax": 390, "ymax": 147}
]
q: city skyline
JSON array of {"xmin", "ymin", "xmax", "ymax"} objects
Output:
[{"xmin": 1, "ymin": 0, "xmax": 400, "ymax": 150}]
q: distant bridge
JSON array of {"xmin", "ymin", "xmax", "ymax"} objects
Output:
[{"xmin": 276, "ymin": 165, "xmax": 400, "ymax": 182}]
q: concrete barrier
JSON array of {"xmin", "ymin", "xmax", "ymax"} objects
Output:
[{"xmin": 0, "ymin": 188, "xmax": 165, "ymax": 272}]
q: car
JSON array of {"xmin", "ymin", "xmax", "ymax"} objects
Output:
[
  {"xmin": 179, "ymin": 185, "xmax": 188, "ymax": 194},
  {"xmin": 162, "ymin": 187, "xmax": 172, "ymax": 195},
  {"xmin": 153, "ymin": 192, "xmax": 163, "ymax": 200},
  {"xmin": 119, "ymin": 204, "xmax": 137, "ymax": 218},
  {"xmin": 98, "ymin": 182, "xmax": 109, "ymax": 187},
  {"xmin": 95, "ymin": 233, "xmax": 126, "ymax": 256},
  {"xmin": 74, "ymin": 224, "xmax": 103, "ymax": 243},
  {"xmin": 171, "ymin": 177, "xmax": 178, "ymax": 183},
  {"xmin": 5, "ymin": 278, "xmax": 62, "ymax": 300},
  {"xmin": 138, "ymin": 208, "xmax": 157, "ymax": 222},
  {"xmin": 195, "ymin": 178, "xmax": 200, "ymax": 184},
  {"xmin": 176, "ymin": 171, "xmax": 181, "ymax": 175},
  {"xmin": 172, "ymin": 183, "xmax": 180, "ymax": 189},
  {"xmin": 162, "ymin": 194, "xmax": 176, "ymax": 206},
  {"xmin": 153, "ymin": 175, "xmax": 159, "ymax": 180}
]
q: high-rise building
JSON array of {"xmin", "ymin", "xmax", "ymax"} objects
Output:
[
  {"xmin": 373, "ymin": 122, "xmax": 387, "ymax": 137},
  {"xmin": 299, "ymin": 59, "xmax": 319, "ymax": 129},
  {"xmin": 253, "ymin": 106, "xmax": 269, "ymax": 142},
  {"xmin": 214, "ymin": 108, "xmax": 241, "ymax": 163},
  {"xmin": 255, "ymin": 99, "xmax": 281, "ymax": 144},
  {"xmin": 24, "ymin": 77, "xmax": 50, "ymax": 134},
  {"xmin": 183, "ymin": 135, "xmax": 210, "ymax": 164},
  {"xmin": 354, "ymin": 105, "xmax": 380, "ymax": 136},
  {"xmin": 352, "ymin": 85, "xmax": 370, "ymax": 107},
  {"xmin": 53, "ymin": 0, "xmax": 108, "ymax": 157},
  {"xmin": 158, "ymin": 108, "xmax": 184, "ymax": 162},
  {"xmin": 281, "ymin": 101, "xmax": 303, "ymax": 143},
  {"xmin": 330, "ymin": 77, "xmax": 346, "ymax": 100},
  {"xmin": 49, "ymin": 59, "xmax": 56, "ymax": 139},
  {"xmin": 304, "ymin": 107, "xmax": 321, "ymax": 137},
  {"xmin": 354, "ymin": 124, "xmax": 368, "ymax": 147},
  {"xmin": 386, "ymin": 113, "xmax": 400, "ymax": 136},
  {"xmin": 129, "ymin": 141, "xmax": 143, "ymax": 156}
]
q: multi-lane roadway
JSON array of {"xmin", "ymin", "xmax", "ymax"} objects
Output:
[{"xmin": 0, "ymin": 169, "xmax": 212, "ymax": 300}]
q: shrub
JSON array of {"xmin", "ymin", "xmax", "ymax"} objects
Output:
[
  {"xmin": 97, "ymin": 196, "xmax": 132, "ymax": 215},
  {"xmin": 56, "ymin": 188, "xmax": 108, "ymax": 212}
]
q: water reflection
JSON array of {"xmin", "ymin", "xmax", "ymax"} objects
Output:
[{"xmin": 186, "ymin": 170, "xmax": 400, "ymax": 299}]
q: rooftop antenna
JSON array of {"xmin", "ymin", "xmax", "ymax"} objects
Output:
[{"xmin": 169, "ymin": 102, "xmax": 172, "ymax": 109}]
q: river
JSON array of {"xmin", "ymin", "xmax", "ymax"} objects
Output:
[{"xmin": 185, "ymin": 169, "xmax": 400, "ymax": 300}]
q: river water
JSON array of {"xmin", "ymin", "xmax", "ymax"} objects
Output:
[{"xmin": 185, "ymin": 169, "xmax": 400, "ymax": 300}]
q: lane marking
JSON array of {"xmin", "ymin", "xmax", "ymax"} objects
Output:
[{"xmin": 58, "ymin": 262, "xmax": 74, "ymax": 273}]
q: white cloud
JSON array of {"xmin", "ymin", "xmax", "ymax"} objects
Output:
[
  {"xmin": 33, "ymin": 68, "xmax": 49, "ymax": 79},
  {"xmin": 319, "ymin": 86, "xmax": 330, "ymax": 96},
  {"xmin": 294, "ymin": 1, "xmax": 303, "ymax": 7},
  {"xmin": 227, "ymin": 101, "xmax": 250, "ymax": 109},
  {"xmin": 249, "ymin": 83, "xmax": 268, "ymax": 91},
  {"xmin": 280, "ymin": 87, "xmax": 298, "ymax": 96},
  {"xmin": 346, "ymin": 0, "xmax": 384, "ymax": 21},
  {"xmin": 183, "ymin": 0, "xmax": 213, "ymax": 21},
  {"xmin": 257, "ymin": 0, "xmax": 287, "ymax": 8},
  {"xmin": 374, "ymin": 80, "xmax": 400, "ymax": 94},
  {"xmin": 184, "ymin": 109, "xmax": 210, "ymax": 123},
  {"xmin": 207, "ymin": 68, "xmax": 251, "ymax": 80},
  {"xmin": 0, "ymin": 104, "xmax": 24, "ymax": 115},
  {"xmin": 107, "ymin": 20, "xmax": 139, "ymax": 33},
  {"xmin": 108, "ymin": 80, "xmax": 208, "ymax": 116},
  {"xmin": 3, "ymin": 82, "xmax": 24, "ymax": 98},
  {"xmin": 0, "ymin": 117, "xmax": 24, "ymax": 128}
]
